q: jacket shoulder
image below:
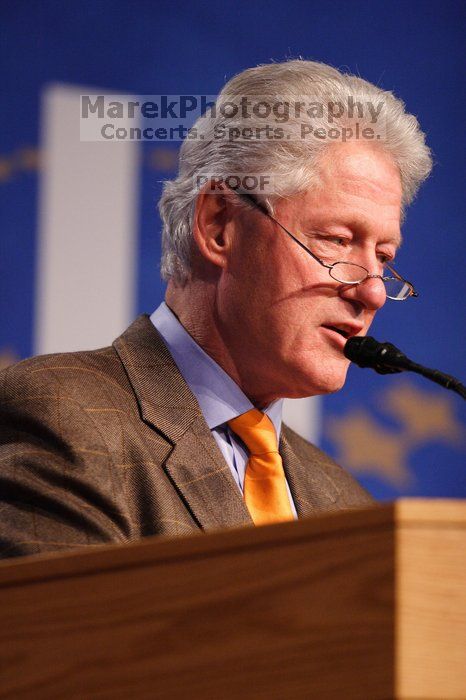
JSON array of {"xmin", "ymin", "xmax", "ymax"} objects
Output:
[
  {"xmin": 0, "ymin": 346, "xmax": 139, "ymax": 559},
  {"xmin": 0, "ymin": 345, "xmax": 132, "ymax": 404}
]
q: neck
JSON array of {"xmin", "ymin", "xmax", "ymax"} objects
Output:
[{"xmin": 165, "ymin": 280, "xmax": 276, "ymax": 408}]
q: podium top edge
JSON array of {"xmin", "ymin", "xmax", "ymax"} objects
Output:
[
  {"xmin": 396, "ymin": 498, "xmax": 466, "ymax": 525},
  {"xmin": 0, "ymin": 499, "xmax": 464, "ymax": 587}
]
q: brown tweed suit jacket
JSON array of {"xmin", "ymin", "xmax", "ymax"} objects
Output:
[{"xmin": 0, "ymin": 315, "xmax": 373, "ymax": 559}]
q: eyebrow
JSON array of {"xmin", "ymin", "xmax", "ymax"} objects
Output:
[
  {"xmin": 378, "ymin": 232, "xmax": 403, "ymax": 249},
  {"xmin": 390, "ymin": 235, "xmax": 403, "ymax": 249}
]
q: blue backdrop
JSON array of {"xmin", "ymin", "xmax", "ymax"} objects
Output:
[{"xmin": 1, "ymin": 0, "xmax": 465, "ymax": 500}]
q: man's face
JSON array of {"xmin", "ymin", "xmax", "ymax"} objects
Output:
[{"xmin": 215, "ymin": 141, "xmax": 403, "ymax": 405}]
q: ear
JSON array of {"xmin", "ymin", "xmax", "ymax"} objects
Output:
[{"xmin": 192, "ymin": 183, "xmax": 237, "ymax": 270}]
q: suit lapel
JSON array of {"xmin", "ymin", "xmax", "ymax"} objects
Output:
[
  {"xmin": 113, "ymin": 315, "xmax": 252, "ymax": 531},
  {"xmin": 163, "ymin": 415, "xmax": 252, "ymax": 530},
  {"xmin": 280, "ymin": 426, "xmax": 339, "ymax": 518}
]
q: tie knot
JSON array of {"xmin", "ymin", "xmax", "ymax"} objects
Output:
[{"xmin": 227, "ymin": 408, "xmax": 278, "ymax": 456}]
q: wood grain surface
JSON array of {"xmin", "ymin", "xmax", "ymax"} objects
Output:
[
  {"xmin": 0, "ymin": 500, "xmax": 464, "ymax": 699},
  {"xmin": 396, "ymin": 500, "xmax": 466, "ymax": 699}
]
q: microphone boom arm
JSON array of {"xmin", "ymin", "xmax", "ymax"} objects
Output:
[{"xmin": 344, "ymin": 336, "xmax": 466, "ymax": 399}]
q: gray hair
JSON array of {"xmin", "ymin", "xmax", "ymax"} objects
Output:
[{"xmin": 159, "ymin": 59, "xmax": 432, "ymax": 284}]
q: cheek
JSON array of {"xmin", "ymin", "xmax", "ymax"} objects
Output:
[
  {"xmin": 220, "ymin": 230, "xmax": 322, "ymax": 343},
  {"xmin": 225, "ymin": 235, "xmax": 289, "ymax": 305}
]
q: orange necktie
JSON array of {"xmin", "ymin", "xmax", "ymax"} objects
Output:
[{"xmin": 228, "ymin": 408, "xmax": 294, "ymax": 525}]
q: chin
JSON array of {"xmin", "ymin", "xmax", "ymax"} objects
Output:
[
  {"xmin": 302, "ymin": 362, "xmax": 349, "ymax": 396},
  {"xmin": 281, "ymin": 369, "xmax": 347, "ymax": 399},
  {"xmin": 282, "ymin": 346, "xmax": 349, "ymax": 394},
  {"xmin": 309, "ymin": 378, "xmax": 347, "ymax": 397}
]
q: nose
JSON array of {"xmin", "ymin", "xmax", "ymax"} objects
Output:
[{"xmin": 339, "ymin": 274, "xmax": 387, "ymax": 310}]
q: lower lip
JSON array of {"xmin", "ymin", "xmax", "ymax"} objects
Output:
[{"xmin": 320, "ymin": 326, "xmax": 348, "ymax": 350}]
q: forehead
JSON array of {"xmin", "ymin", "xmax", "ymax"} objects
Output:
[
  {"xmin": 319, "ymin": 142, "xmax": 402, "ymax": 204},
  {"xmin": 278, "ymin": 142, "xmax": 403, "ymax": 244}
]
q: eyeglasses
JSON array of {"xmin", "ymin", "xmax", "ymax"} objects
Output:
[{"xmin": 235, "ymin": 192, "xmax": 418, "ymax": 301}]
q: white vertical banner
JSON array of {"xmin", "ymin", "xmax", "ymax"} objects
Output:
[
  {"xmin": 283, "ymin": 396, "xmax": 320, "ymax": 445},
  {"xmin": 35, "ymin": 84, "xmax": 140, "ymax": 354}
]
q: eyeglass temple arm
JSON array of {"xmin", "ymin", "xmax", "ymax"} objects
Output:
[{"xmin": 234, "ymin": 190, "xmax": 329, "ymax": 267}]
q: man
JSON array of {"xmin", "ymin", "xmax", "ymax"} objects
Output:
[{"xmin": 0, "ymin": 60, "xmax": 432, "ymax": 558}]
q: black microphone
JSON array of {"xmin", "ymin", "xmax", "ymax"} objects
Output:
[{"xmin": 344, "ymin": 336, "xmax": 466, "ymax": 399}]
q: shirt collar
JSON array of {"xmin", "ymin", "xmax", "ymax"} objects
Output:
[{"xmin": 150, "ymin": 302, "xmax": 283, "ymax": 435}]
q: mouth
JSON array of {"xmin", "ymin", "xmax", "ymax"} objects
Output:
[{"xmin": 321, "ymin": 324, "xmax": 363, "ymax": 341}]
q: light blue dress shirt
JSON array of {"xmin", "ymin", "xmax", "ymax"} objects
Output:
[{"xmin": 150, "ymin": 302, "xmax": 297, "ymax": 518}]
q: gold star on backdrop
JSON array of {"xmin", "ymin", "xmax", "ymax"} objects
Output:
[
  {"xmin": 326, "ymin": 409, "xmax": 411, "ymax": 487},
  {"xmin": 0, "ymin": 157, "xmax": 13, "ymax": 182},
  {"xmin": 325, "ymin": 380, "xmax": 465, "ymax": 488},
  {"xmin": 0, "ymin": 348, "xmax": 19, "ymax": 370},
  {"xmin": 383, "ymin": 382, "xmax": 464, "ymax": 446},
  {"xmin": 0, "ymin": 146, "xmax": 40, "ymax": 183},
  {"xmin": 146, "ymin": 147, "xmax": 179, "ymax": 172}
]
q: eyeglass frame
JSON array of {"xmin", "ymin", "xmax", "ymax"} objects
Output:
[{"xmin": 234, "ymin": 190, "xmax": 418, "ymax": 301}]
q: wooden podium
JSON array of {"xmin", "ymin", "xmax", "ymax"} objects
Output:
[{"xmin": 0, "ymin": 499, "xmax": 465, "ymax": 699}]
